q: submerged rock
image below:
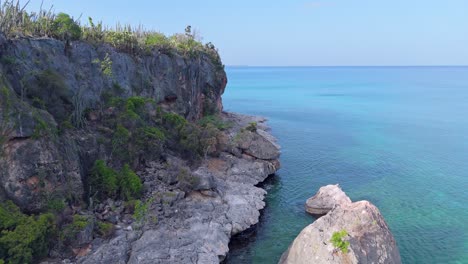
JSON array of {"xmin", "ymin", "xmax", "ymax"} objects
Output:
[{"xmin": 280, "ymin": 185, "xmax": 401, "ymax": 264}]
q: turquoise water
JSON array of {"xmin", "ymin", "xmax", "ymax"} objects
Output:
[{"xmin": 222, "ymin": 67, "xmax": 468, "ymax": 264}]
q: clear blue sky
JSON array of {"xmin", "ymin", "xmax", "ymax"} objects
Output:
[{"xmin": 26, "ymin": 0, "xmax": 468, "ymax": 66}]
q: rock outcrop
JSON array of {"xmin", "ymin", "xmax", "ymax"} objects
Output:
[
  {"xmin": 78, "ymin": 113, "xmax": 280, "ymax": 263},
  {"xmin": 305, "ymin": 184, "xmax": 352, "ymax": 216},
  {"xmin": 280, "ymin": 185, "xmax": 401, "ymax": 264}
]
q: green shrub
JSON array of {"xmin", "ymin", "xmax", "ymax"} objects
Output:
[
  {"xmin": 60, "ymin": 215, "xmax": 90, "ymax": 244},
  {"xmin": 93, "ymin": 53, "xmax": 113, "ymax": 78},
  {"xmin": 125, "ymin": 96, "xmax": 151, "ymax": 120},
  {"xmin": 119, "ymin": 164, "xmax": 142, "ymax": 200},
  {"xmin": 104, "ymin": 30, "xmax": 138, "ymax": 53},
  {"xmin": 90, "ymin": 160, "xmax": 118, "ymax": 198},
  {"xmin": 330, "ymin": 229, "xmax": 350, "ymax": 253},
  {"xmin": 162, "ymin": 112, "xmax": 187, "ymax": 130},
  {"xmin": 96, "ymin": 221, "xmax": 114, "ymax": 238},
  {"xmin": 51, "ymin": 13, "xmax": 82, "ymax": 41},
  {"xmin": 245, "ymin": 122, "xmax": 257, "ymax": 132},
  {"xmin": 46, "ymin": 198, "xmax": 66, "ymax": 213},
  {"xmin": 133, "ymin": 197, "xmax": 154, "ymax": 225},
  {"xmin": 145, "ymin": 32, "xmax": 170, "ymax": 47},
  {"xmin": 0, "ymin": 201, "xmax": 55, "ymax": 264},
  {"xmin": 82, "ymin": 17, "xmax": 104, "ymax": 44},
  {"xmin": 198, "ymin": 115, "xmax": 231, "ymax": 130},
  {"xmin": 133, "ymin": 126, "xmax": 165, "ymax": 160}
]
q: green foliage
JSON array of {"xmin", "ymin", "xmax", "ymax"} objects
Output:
[
  {"xmin": 0, "ymin": 201, "xmax": 55, "ymax": 264},
  {"xmin": 51, "ymin": 12, "xmax": 81, "ymax": 41},
  {"xmin": 93, "ymin": 53, "xmax": 113, "ymax": 78},
  {"xmin": 133, "ymin": 126, "xmax": 165, "ymax": 159},
  {"xmin": 46, "ymin": 198, "xmax": 66, "ymax": 213},
  {"xmin": 104, "ymin": 28, "xmax": 138, "ymax": 53},
  {"xmin": 133, "ymin": 197, "xmax": 154, "ymax": 225},
  {"xmin": 70, "ymin": 215, "xmax": 89, "ymax": 230},
  {"xmin": 82, "ymin": 17, "xmax": 104, "ymax": 44},
  {"xmin": 0, "ymin": 0, "xmax": 56, "ymax": 38},
  {"xmin": 96, "ymin": 221, "xmax": 114, "ymax": 238},
  {"xmin": 90, "ymin": 160, "xmax": 143, "ymax": 201},
  {"xmin": 330, "ymin": 229, "xmax": 350, "ymax": 253},
  {"xmin": 61, "ymin": 215, "xmax": 90, "ymax": 244},
  {"xmin": 198, "ymin": 115, "xmax": 231, "ymax": 130},
  {"xmin": 0, "ymin": 2, "xmax": 223, "ymax": 62},
  {"xmin": 119, "ymin": 164, "xmax": 143, "ymax": 200},
  {"xmin": 125, "ymin": 96, "xmax": 151, "ymax": 120},
  {"xmin": 144, "ymin": 32, "xmax": 172, "ymax": 52},
  {"xmin": 162, "ymin": 112, "xmax": 187, "ymax": 130},
  {"xmin": 90, "ymin": 160, "xmax": 118, "ymax": 198},
  {"xmin": 245, "ymin": 122, "xmax": 257, "ymax": 132}
]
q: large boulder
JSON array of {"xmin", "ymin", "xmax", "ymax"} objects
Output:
[
  {"xmin": 280, "ymin": 185, "xmax": 401, "ymax": 264},
  {"xmin": 305, "ymin": 184, "xmax": 351, "ymax": 215},
  {"xmin": 236, "ymin": 130, "xmax": 280, "ymax": 160}
]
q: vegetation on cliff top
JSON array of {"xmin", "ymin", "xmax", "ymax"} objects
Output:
[{"xmin": 0, "ymin": 0, "xmax": 223, "ymax": 66}]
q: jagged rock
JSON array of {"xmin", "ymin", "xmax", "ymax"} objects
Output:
[
  {"xmin": 88, "ymin": 113, "xmax": 281, "ymax": 264},
  {"xmin": 191, "ymin": 167, "xmax": 216, "ymax": 191},
  {"xmin": 305, "ymin": 184, "xmax": 352, "ymax": 216},
  {"xmin": 280, "ymin": 185, "xmax": 401, "ymax": 264},
  {"xmin": 236, "ymin": 130, "xmax": 280, "ymax": 160}
]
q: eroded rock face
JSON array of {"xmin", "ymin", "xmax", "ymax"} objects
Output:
[{"xmin": 280, "ymin": 185, "xmax": 401, "ymax": 264}]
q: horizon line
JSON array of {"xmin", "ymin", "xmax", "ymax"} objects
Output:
[{"xmin": 225, "ymin": 65, "xmax": 468, "ymax": 68}]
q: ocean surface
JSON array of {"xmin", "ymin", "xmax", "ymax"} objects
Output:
[{"xmin": 221, "ymin": 67, "xmax": 468, "ymax": 264}]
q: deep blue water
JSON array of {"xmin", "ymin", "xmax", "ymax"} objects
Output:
[{"xmin": 222, "ymin": 67, "xmax": 468, "ymax": 264}]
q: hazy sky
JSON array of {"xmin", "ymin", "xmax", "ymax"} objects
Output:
[{"xmin": 26, "ymin": 0, "xmax": 468, "ymax": 66}]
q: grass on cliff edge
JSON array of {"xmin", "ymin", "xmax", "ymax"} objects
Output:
[{"xmin": 0, "ymin": 0, "xmax": 223, "ymax": 66}]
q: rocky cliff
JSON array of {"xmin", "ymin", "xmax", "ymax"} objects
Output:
[
  {"xmin": 0, "ymin": 34, "xmax": 280, "ymax": 263},
  {"xmin": 280, "ymin": 185, "xmax": 401, "ymax": 264},
  {"xmin": 0, "ymin": 34, "xmax": 226, "ymax": 213}
]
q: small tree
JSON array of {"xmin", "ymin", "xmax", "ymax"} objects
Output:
[
  {"xmin": 90, "ymin": 160, "xmax": 118, "ymax": 198},
  {"xmin": 119, "ymin": 164, "xmax": 142, "ymax": 200},
  {"xmin": 330, "ymin": 229, "xmax": 350, "ymax": 253},
  {"xmin": 52, "ymin": 13, "xmax": 82, "ymax": 41}
]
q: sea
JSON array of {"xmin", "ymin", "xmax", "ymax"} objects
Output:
[{"xmin": 222, "ymin": 66, "xmax": 468, "ymax": 264}]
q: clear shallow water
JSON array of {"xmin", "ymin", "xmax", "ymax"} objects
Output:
[{"xmin": 222, "ymin": 67, "xmax": 468, "ymax": 264}]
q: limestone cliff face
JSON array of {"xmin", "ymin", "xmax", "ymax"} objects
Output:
[
  {"xmin": 280, "ymin": 185, "xmax": 401, "ymax": 264},
  {"xmin": 0, "ymin": 35, "xmax": 226, "ymax": 212}
]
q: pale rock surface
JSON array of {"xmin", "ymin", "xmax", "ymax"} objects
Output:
[{"xmin": 280, "ymin": 185, "xmax": 401, "ymax": 264}]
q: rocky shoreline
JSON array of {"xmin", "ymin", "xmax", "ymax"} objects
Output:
[{"xmin": 70, "ymin": 113, "xmax": 281, "ymax": 264}]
